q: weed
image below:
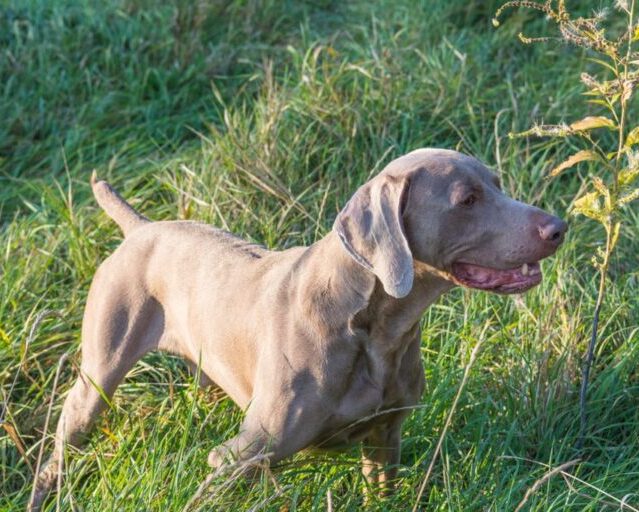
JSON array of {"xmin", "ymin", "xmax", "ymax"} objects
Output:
[
  {"xmin": 3, "ymin": 1, "xmax": 639, "ymax": 510},
  {"xmin": 494, "ymin": 0, "xmax": 639, "ymax": 447}
]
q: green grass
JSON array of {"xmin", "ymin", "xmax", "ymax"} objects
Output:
[{"xmin": 2, "ymin": 0, "xmax": 639, "ymax": 510}]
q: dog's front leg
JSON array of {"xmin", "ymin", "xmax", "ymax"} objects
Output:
[
  {"xmin": 361, "ymin": 418, "xmax": 403, "ymax": 498},
  {"xmin": 205, "ymin": 393, "xmax": 326, "ymax": 475},
  {"xmin": 206, "ymin": 426, "xmax": 272, "ymax": 470}
]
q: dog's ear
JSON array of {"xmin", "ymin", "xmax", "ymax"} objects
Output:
[{"xmin": 334, "ymin": 174, "xmax": 413, "ymax": 298}]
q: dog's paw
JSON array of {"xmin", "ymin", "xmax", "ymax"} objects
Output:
[
  {"xmin": 29, "ymin": 459, "xmax": 60, "ymax": 512},
  {"xmin": 207, "ymin": 446, "xmax": 234, "ymax": 468}
]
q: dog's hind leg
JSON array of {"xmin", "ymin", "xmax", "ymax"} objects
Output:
[{"xmin": 29, "ymin": 274, "xmax": 165, "ymax": 511}]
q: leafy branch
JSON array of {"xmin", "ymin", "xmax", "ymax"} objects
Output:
[{"xmin": 494, "ymin": 0, "xmax": 639, "ymax": 446}]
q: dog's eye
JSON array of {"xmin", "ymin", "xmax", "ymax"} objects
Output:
[{"xmin": 460, "ymin": 194, "xmax": 476, "ymax": 207}]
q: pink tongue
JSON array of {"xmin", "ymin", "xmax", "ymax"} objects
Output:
[{"xmin": 454, "ymin": 263, "xmax": 522, "ymax": 286}]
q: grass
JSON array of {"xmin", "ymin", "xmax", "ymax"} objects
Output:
[{"xmin": 2, "ymin": 0, "xmax": 639, "ymax": 510}]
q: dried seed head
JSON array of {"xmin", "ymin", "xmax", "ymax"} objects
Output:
[
  {"xmin": 510, "ymin": 123, "xmax": 572, "ymax": 139},
  {"xmin": 615, "ymin": 0, "xmax": 630, "ymax": 12},
  {"xmin": 493, "ymin": 1, "xmax": 555, "ymax": 26},
  {"xmin": 558, "ymin": 21, "xmax": 618, "ymax": 55},
  {"xmin": 580, "ymin": 72, "xmax": 599, "ymax": 88},
  {"xmin": 559, "ymin": 24, "xmax": 592, "ymax": 47},
  {"xmin": 518, "ymin": 32, "xmax": 553, "ymax": 44}
]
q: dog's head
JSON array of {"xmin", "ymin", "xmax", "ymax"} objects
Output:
[{"xmin": 334, "ymin": 148, "xmax": 567, "ymax": 298}]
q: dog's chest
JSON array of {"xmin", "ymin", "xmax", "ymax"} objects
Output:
[{"xmin": 319, "ymin": 333, "xmax": 423, "ymax": 446}]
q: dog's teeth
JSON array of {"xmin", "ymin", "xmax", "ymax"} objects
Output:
[{"xmin": 521, "ymin": 263, "xmax": 529, "ymax": 276}]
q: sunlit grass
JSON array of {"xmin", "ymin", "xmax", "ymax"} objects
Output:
[{"xmin": 2, "ymin": 0, "xmax": 639, "ymax": 510}]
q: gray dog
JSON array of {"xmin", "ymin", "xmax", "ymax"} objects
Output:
[{"xmin": 29, "ymin": 148, "xmax": 566, "ymax": 510}]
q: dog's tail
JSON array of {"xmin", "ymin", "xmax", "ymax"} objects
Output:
[{"xmin": 91, "ymin": 171, "xmax": 149, "ymax": 236}]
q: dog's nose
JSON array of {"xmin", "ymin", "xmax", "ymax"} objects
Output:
[{"xmin": 538, "ymin": 216, "xmax": 567, "ymax": 245}]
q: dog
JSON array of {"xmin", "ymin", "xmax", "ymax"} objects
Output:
[{"xmin": 29, "ymin": 148, "xmax": 566, "ymax": 510}]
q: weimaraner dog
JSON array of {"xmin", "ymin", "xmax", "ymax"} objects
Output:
[{"xmin": 29, "ymin": 148, "xmax": 566, "ymax": 510}]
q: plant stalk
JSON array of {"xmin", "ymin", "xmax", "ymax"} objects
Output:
[
  {"xmin": 577, "ymin": 241, "xmax": 610, "ymax": 448},
  {"xmin": 577, "ymin": 0, "xmax": 634, "ymax": 448}
]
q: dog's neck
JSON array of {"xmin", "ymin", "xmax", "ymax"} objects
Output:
[
  {"xmin": 310, "ymin": 231, "xmax": 454, "ymax": 346},
  {"xmin": 356, "ymin": 260, "xmax": 455, "ymax": 351}
]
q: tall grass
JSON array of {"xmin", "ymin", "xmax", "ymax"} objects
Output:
[
  {"xmin": 494, "ymin": 0, "xmax": 639, "ymax": 449},
  {"xmin": 2, "ymin": 0, "xmax": 639, "ymax": 510}
]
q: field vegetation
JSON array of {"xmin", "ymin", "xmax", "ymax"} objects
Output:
[{"xmin": 2, "ymin": 0, "xmax": 639, "ymax": 510}]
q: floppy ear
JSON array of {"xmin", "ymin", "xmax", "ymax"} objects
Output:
[{"xmin": 333, "ymin": 174, "xmax": 413, "ymax": 298}]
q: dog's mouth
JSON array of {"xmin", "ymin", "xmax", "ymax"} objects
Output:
[{"xmin": 450, "ymin": 261, "xmax": 542, "ymax": 294}]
